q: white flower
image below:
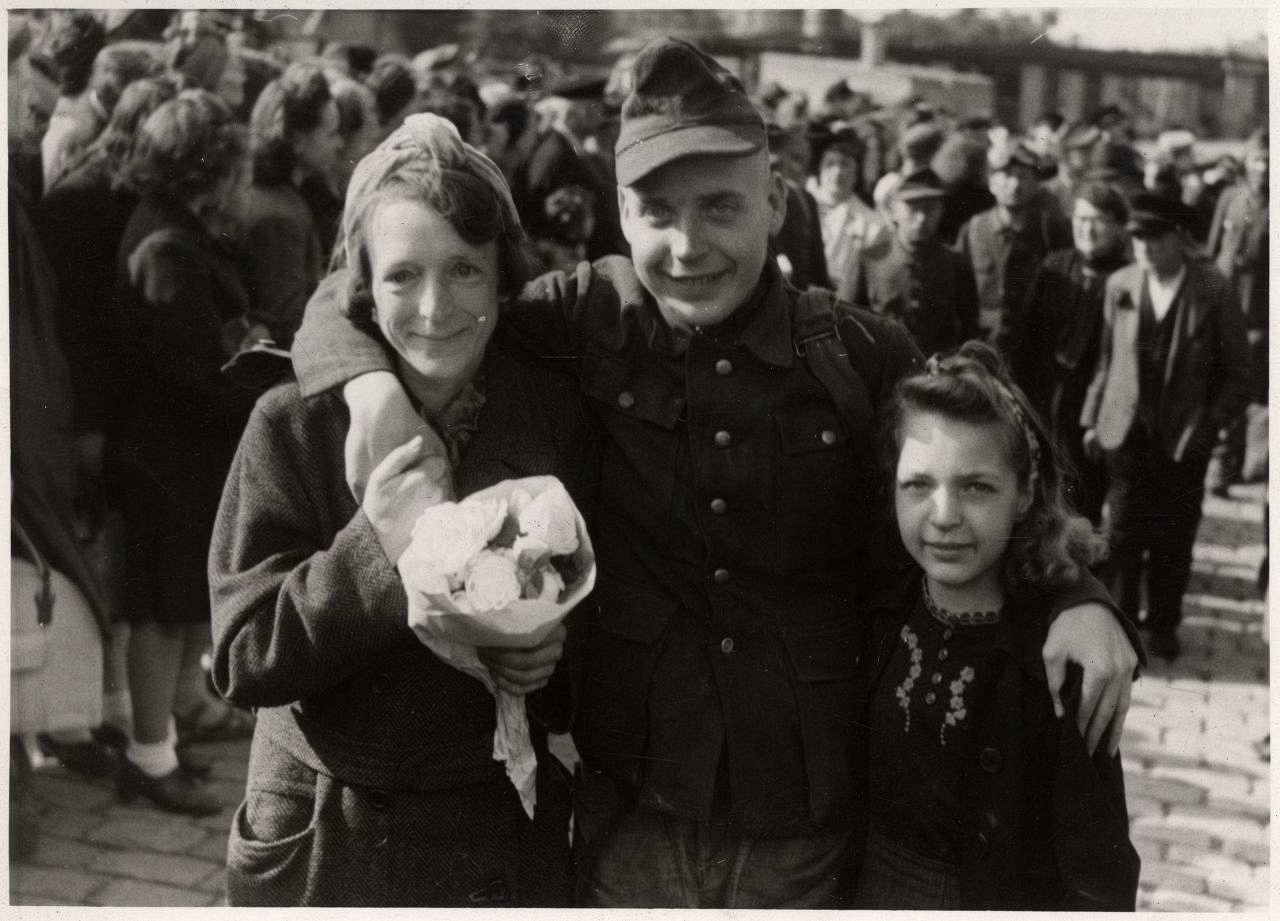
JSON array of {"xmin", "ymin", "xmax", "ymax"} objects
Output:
[
  {"xmin": 464, "ymin": 550, "xmax": 522, "ymax": 612},
  {"xmin": 408, "ymin": 498, "xmax": 508, "ymax": 578},
  {"xmin": 536, "ymin": 567, "xmax": 564, "ymax": 603},
  {"xmin": 517, "ymin": 481, "xmax": 579, "ymax": 556}
]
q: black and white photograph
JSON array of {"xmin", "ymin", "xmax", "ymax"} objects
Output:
[{"xmin": 7, "ymin": 4, "xmax": 1270, "ymax": 911}]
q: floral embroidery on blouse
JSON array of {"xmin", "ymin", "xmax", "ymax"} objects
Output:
[
  {"xmin": 941, "ymin": 666, "xmax": 976, "ymax": 746},
  {"xmin": 895, "ymin": 625, "xmax": 923, "ymax": 734}
]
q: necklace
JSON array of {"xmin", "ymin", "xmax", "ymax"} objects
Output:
[{"xmin": 921, "ymin": 577, "xmax": 1002, "ymax": 628}]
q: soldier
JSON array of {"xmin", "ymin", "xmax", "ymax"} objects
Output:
[{"xmin": 853, "ymin": 168, "xmax": 977, "ymax": 356}]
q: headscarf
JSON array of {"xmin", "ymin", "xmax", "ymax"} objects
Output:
[{"xmin": 340, "ymin": 112, "xmax": 521, "ymax": 274}]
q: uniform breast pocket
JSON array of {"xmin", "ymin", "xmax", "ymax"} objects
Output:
[{"xmin": 774, "ymin": 404, "xmax": 855, "ymax": 569}]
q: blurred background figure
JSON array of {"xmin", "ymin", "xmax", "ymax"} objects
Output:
[
  {"xmin": 806, "ymin": 122, "xmax": 884, "ymax": 300},
  {"xmin": 242, "ymin": 62, "xmax": 343, "ymax": 347},
  {"xmin": 1006, "ymin": 181, "xmax": 1132, "ymax": 523},
  {"xmin": 40, "ymin": 11, "xmax": 107, "ymax": 190},
  {"xmin": 1206, "ymin": 128, "xmax": 1269, "ymax": 497}
]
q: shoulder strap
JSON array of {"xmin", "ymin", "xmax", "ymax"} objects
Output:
[{"xmin": 793, "ymin": 288, "xmax": 879, "ymax": 438}]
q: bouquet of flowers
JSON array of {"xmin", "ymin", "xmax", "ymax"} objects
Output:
[{"xmin": 397, "ymin": 476, "xmax": 595, "ymax": 817}]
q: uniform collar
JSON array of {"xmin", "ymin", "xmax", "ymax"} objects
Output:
[
  {"xmin": 988, "ymin": 591, "xmax": 1051, "ymax": 685},
  {"xmin": 693, "ymin": 259, "xmax": 795, "ymax": 368}
]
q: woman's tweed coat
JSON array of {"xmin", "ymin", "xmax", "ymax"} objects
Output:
[{"xmin": 209, "ymin": 335, "xmax": 598, "ymax": 906}]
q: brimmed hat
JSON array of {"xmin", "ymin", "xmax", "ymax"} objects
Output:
[
  {"xmin": 900, "ymin": 120, "xmax": 945, "ymax": 162},
  {"xmin": 988, "ymin": 139, "xmax": 1041, "ymax": 174},
  {"xmin": 1126, "ymin": 191, "xmax": 1192, "ymax": 236},
  {"xmin": 549, "ymin": 73, "xmax": 607, "ymax": 101},
  {"xmin": 893, "ymin": 167, "xmax": 947, "ymax": 202},
  {"xmin": 613, "ymin": 37, "xmax": 765, "ymax": 187}
]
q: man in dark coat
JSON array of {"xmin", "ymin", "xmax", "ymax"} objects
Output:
[
  {"xmin": 1006, "ymin": 181, "xmax": 1131, "ymax": 523},
  {"xmin": 1081, "ymin": 194, "xmax": 1251, "ymax": 661},
  {"xmin": 289, "ymin": 38, "xmax": 1143, "ymax": 909},
  {"xmin": 852, "ymin": 168, "xmax": 977, "ymax": 356},
  {"xmin": 957, "ymin": 140, "xmax": 1071, "ymax": 341}
]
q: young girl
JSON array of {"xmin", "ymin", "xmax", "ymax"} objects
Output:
[{"xmin": 854, "ymin": 341, "xmax": 1139, "ymax": 910}]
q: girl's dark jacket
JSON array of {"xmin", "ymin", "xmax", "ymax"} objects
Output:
[{"xmin": 856, "ymin": 573, "xmax": 1141, "ymax": 911}]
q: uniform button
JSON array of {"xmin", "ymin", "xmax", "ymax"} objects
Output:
[
  {"xmin": 715, "ymin": 359, "xmax": 733, "ymax": 376},
  {"xmin": 617, "ymin": 391, "xmax": 635, "ymax": 409},
  {"xmin": 720, "ymin": 637, "xmax": 735, "ymax": 655},
  {"xmin": 710, "ymin": 498, "xmax": 727, "ymax": 514},
  {"xmin": 931, "ymin": 672, "xmax": 942, "ymax": 685},
  {"xmin": 924, "ymin": 691, "xmax": 936, "ymax": 705},
  {"xmin": 713, "ymin": 568, "xmax": 730, "ymax": 585},
  {"xmin": 714, "ymin": 430, "xmax": 732, "ymax": 447},
  {"xmin": 820, "ymin": 429, "xmax": 837, "ymax": 446},
  {"xmin": 979, "ymin": 747, "xmax": 1003, "ymax": 773},
  {"xmin": 937, "ymin": 648, "xmax": 949, "ymax": 662}
]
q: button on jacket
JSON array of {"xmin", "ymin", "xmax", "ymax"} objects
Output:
[{"xmin": 292, "ymin": 256, "xmax": 924, "ymax": 839}]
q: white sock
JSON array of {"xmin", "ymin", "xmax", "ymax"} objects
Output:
[{"xmin": 126, "ymin": 719, "xmax": 179, "ymax": 778}]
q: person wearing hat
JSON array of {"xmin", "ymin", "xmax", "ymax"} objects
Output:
[
  {"xmin": 805, "ymin": 122, "xmax": 884, "ymax": 299},
  {"xmin": 956, "ymin": 138, "xmax": 1071, "ymax": 339},
  {"xmin": 510, "ymin": 73, "xmax": 611, "ymax": 269},
  {"xmin": 851, "ymin": 167, "xmax": 977, "ymax": 356},
  {"xmin": 1006, "ymin": 181, "xmax": 1133, "ymax": 524},
  {"xmin": 1205, "ymin": 129, "xmax": 1268, "ymax": 494},
  {"xmin": 1081, "ymin": 192, "xmax": 1251, "ymax": 661},
  {"xmin": 872, "ymin": 118, "xmax": 945, "ymax": 220},
  {"xmin": 285, "ymin": 37, "xmax": 1142, "ymax": 908},
  {"xmin": 1045, "ymin": 122, "xmax": 1100, "ymax": 217}
]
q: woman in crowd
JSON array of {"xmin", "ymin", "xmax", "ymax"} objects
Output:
[
  {"xmin": 854, "ymin": 342, "xmax": 1138, "ymax": 910},
  {"xmin": 805, "ymin": 123, "xmax": 885, "ymax": 301},
  {"xmin": 239, "ymin": 62, "xmax": 343, "ymax": 347},
  {"xmin": 210, "ymin": 113, "xmax": 591, "ymax": 906},
  {"xmin": 111, "ymin": 90, "xmax": 258, "ymax": 815}
]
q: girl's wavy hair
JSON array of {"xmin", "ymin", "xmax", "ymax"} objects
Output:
[
  {"xmin": 341, "ymin": 157, "xmax": 533, "ymax": 328},
  {"xmin": 883, "ymin": 340, "xmax": 1105, "ymax": 600},
  {"xmin": 121, "ymin": 89, "xmax": 246, "ymax": 201},
  {"xmin": 250, "ymin": 61, "xmax": 333, "ymax": 187}
]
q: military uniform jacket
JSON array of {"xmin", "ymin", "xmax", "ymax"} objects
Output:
[{"xmin": 292, "ymin": 257, "xmax": 923, "ymax": 838}]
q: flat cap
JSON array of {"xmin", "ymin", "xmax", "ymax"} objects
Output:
[
  {"xmin": 893, "ymin": 167, "xmax": 947, "ymax": 202},
  {"xmin": 988, "ymin": 139, "xmax": 1041, "ymax": 173},
  {"xmin": 614, "ymin": 37, "xmax": 765, "ymax": 187},
  {"xmin": 1126, "ymin": 191, "xmax": 1193, "ymax": 236},
  {"xmin": 1063, "ymin": 123, "xmax": 1101, "ymax": 151},
  {"xmin": 900, "ymin": 120, "xmax": 946, "ymax": 162}
]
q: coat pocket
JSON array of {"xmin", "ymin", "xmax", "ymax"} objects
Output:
[
  {"xmin": 226, "ymin": 756, "xmax": 322, "ymax": 906},
  {"xmin": 782, "ymin": 622, "xmax": 865, "ymax": 825}
]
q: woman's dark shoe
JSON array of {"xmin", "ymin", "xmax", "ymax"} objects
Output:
[
  {"xmin": 174, "ymin": 699, "xmax": 255, "ymax": 747},
  {"xmin": 37, "ymin": 734, "xmax": 118, "ymax": 778},
  {"xmin": 95, "ymin": 724, "xmax": 213, "ymax": 780},
  {"xmin": 117, "ymin": 759, "xmax": 222, "ymax": 817}
]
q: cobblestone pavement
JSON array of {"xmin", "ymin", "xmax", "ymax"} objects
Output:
[{"xmin": 9, "ymin": 485, "xmax": 1270, "ymax": 908}]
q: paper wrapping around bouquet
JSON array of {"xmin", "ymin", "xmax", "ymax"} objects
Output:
[{"xmin": 399, "ymin": 476, "xmax": 596, "ymax": 817}]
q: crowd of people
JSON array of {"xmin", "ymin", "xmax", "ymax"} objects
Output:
[{"xmin": 8, "ymin": 8, "xmax": 1268, "ymax": 910}]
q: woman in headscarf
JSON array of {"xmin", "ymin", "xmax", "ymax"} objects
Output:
[{"xmin": 210, "ymin": 113, "xmax": 591, "ymax": 907}]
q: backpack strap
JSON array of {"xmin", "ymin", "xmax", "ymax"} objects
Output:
[{"xmin": 793, "ymin": 288, "xmax": 880, "ymax": 438}]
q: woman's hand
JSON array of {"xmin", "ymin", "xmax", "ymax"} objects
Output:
[
  {"xmin": 344, "ymin": 371, "xmax": 439, "ymax": 502},
  {"xmin": 362, "ymin": 433, "xmax": 452, "ymax": 564},
  {"xmin": 477, "ymin": 624, "xmax": 567, "ymax": 696},
  {"xmin": 1043, "ymin": 602, "xmax": 1139, "ymax": 757}
]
